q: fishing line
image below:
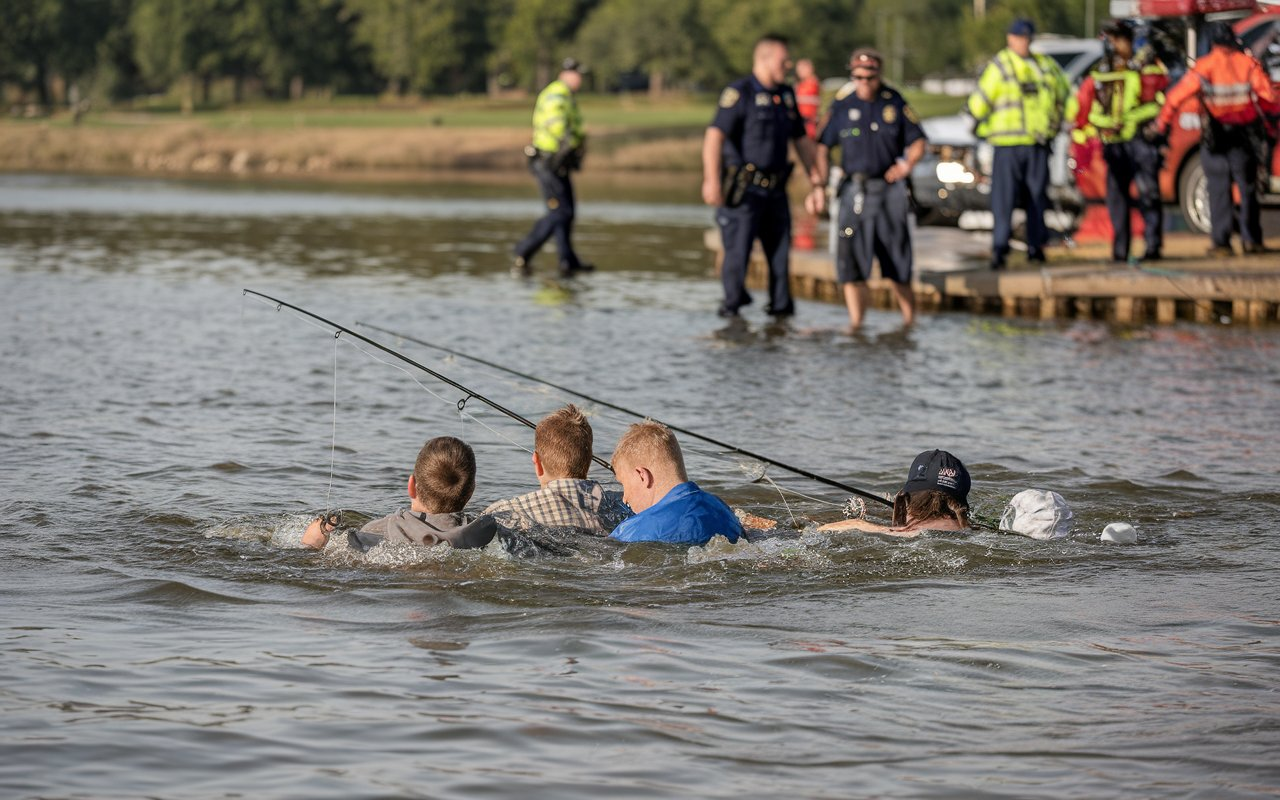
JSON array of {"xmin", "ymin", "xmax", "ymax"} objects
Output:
[
  {"xmin": 757, "ymin": 471, "xmax": 798, "ymax": 528},
  {"xmin": 354, "ymin": 321, "xmax": 894, "ymax": 508},
  {"xmin": 242, "ymin": 290, "xmax": 597, "ymax": 468},
  {"xmin": 327, "ymin": 334, "xmax": 338, "ymax": 507},
  {"xmin": 1134, "ymin": 263, "xmax": 1226, "ymax": 322},
  {"xmin": 340, "ymin": 335, "xmax": 537, "ymax": 461}
]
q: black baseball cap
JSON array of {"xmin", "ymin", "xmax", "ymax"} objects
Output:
[
  {"xmin": 901, "ymin": 450, "xmax": 971, "ymax": 505},
  {"xmin": 1101, "ymin": 20, "xmax": 1135, "ymax": 40},
  {"xmin": 562, "ymin": 57, "xmax": 585, "ymax": 73},
  {"xmin": 1008, "ymin": 18, "xmax": 1035, "ymax": 37}
]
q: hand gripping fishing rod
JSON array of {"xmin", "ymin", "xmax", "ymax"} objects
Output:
[
  {"xmin": 242, "ymin": 289, "xmax": 613, "ymax": 471},
  {"xmin": 355, "ymin": 321, "xmax": 894, "ymax": 508}
]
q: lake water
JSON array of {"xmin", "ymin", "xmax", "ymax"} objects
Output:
[{"xmin": 2, "ymin": 173, "xmax": 1278, "ymax": 798}]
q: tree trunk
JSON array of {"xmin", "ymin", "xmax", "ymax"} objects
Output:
[
  {"xmin": 34, "ymin": 61, "xmax": 52, "ymax": 110},
  {"xmin": 649, "ymin": 70, "xmax": 665, "ymax": 97},
  {"xmin": 290, "ymin": 75, "xmax": 304, "ymax": 101}
]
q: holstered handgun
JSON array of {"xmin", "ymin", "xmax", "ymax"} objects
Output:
[{"xmin": 721, "ymin": 163, "xmax": 751, "ymax": 207}]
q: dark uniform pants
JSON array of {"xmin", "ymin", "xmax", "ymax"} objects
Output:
[
  {"xmin": 835, "ymin": 178, "xmax": 913, "ymax": 284},
  {"xmin": 716, "ymin": 188, "xmax": 793, "ymax": 316},
  {"xmin": 516, "ymin": 157, "xmax": 582, "ymax": 269},
  {"xmin": 1103, "ymin": 137, "xmax": 1164, "ymax": 261},
  {"xmin": 1202, "ymin": 140, "xmax": 1262, "ymax": 249},
  {"xmin": 991, "ymin": 144, "xmax": 1050, "ymax": 266}
]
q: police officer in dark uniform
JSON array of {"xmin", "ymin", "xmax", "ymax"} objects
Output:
[
  {"xmin": 812, "ymin": 48, "xmax": 926, "ymax": 329},
  {"xmin": 702, "ymin": 34, "xmax": 820, "ymax": 318}
]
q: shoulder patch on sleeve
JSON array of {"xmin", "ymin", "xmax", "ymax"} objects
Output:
[
  {"xmin": 904, "ymin": 104, "xmax": 920, "ymax": 124},
  {"xmin": 835, "ymin": 82, "xmax": 855, "ymax": 101},
  {"xmin": 719, "ymin": 87, "xmax": 740, "ymax": 108}
]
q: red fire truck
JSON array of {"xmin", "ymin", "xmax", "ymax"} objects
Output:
[{"xmin": 1072, "ymin": 0, "xmax": 1280, "ymax": 233}]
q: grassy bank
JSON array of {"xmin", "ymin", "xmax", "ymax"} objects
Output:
[{"xmin": 0, "ymin": 92, "xmax": 964, "ymax": 179}]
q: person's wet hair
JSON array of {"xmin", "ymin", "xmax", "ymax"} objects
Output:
[
  {"xmin": 892, "ymin": 489, "xmax": 971, "ymax": 528},
  {"xmin": 414, "ymin": 436, "xmax": 476, "ymax": 513},
  {"xmin": 536, "ymin": 404, "xmax": 593, "ymax": 479}
]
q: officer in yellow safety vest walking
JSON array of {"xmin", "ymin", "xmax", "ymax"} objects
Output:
[
  {"xmin": 967, "ymin": 18, "xmax": 1070, "ymax": 270},
  {"xmin": 1073, "ymin": 20, "xmax": 1168, "ymax": 262},
  {"xmin": 514, "ymin": 58, "xmax": 593, "ymax": 278}
]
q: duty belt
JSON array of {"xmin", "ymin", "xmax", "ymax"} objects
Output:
[{"xmin": 742, "ymin": 164, "xmax": 786, "ymax": 190}]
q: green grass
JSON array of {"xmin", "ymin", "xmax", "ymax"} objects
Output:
[
  {"xmin": 7, "ymin": 90, "xmax": 962, "ymax": 132},
  {"xmin": 900, "ymin": 91, "xmax": 966, "ymax": 119}
]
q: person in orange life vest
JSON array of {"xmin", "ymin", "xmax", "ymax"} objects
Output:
[
  {"xmin": 794, "ymin": 58, "xmax": 821, "ymax": 139},
  {"xmin": 1156, "ymin": 21, "xmax": 1280, "ymax": 256},
  {"xmin": 1074, "ymin": 20, "xmax": 1169, "ymax": 262}
]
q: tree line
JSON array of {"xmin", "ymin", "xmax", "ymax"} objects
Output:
[{"xmin": 2, "ymin": 0, "xmax": 1095, "ymax": 110}]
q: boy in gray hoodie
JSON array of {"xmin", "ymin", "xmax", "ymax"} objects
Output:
[{"xmin": 302, "ymin": 436, "xmax": 495, "ymax": 552}]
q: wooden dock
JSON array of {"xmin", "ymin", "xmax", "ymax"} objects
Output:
[{"xmin": 706, "ymin": 227, "xmax": 1280, "ymax": 325}]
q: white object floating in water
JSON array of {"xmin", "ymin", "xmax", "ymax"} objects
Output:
[
  {"xmin": 1001, "ymin": 489, "xmax": 1074, "ymax": 539},
  {"xmin": 1101, "ymin": 522, "xmax": 1138, "ymax": 544}
]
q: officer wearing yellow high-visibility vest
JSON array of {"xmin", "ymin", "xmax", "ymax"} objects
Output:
[
  {"xmin": 967, "ymin": 19, "xmax": 1070, "ymax": 270},
  {"xmin": 1073, "ymin": 21, "xmax": 1168, "ymax": 262},
  {"xmin": 514, "ymin": 58, "xmax": 592, "ymax": 278}
]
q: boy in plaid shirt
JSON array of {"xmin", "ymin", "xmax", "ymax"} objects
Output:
[{"xmin": 484, "ymin": 405, "xmax": 630, "ymax": 534}]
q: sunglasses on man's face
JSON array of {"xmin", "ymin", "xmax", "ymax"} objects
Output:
[{"xmin": 852, "ymin": 72, "xmax": 879, "ymax": 81}]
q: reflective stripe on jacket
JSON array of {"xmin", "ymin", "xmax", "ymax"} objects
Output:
[
  {"xmin": 532, "ymin": 79, "xmax": 584, "ymax": 153},
  {"xmin": 1158, "ymin": 46, "xmax": 1280, "ymax": 129},
  {"xmin": 1087, "ymin": 67, "xmax": 1163, "ymax": 143},
  {"xmin": 967, "ymin": 48, "xmax": 1070, "ymax": 146}
]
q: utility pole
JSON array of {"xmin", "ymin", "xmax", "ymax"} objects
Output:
[
  {"xmin": 893, "ymin": 15, "xmax": 905, "ymax": 85},
  {"xmin": 974, "ymin": 0, "xmax": 985, "ymax": 19}
]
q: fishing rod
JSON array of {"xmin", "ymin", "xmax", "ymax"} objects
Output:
[
  {"xmin": 242, "ymin": 289, "xmax": 613, "ymax": 471},
  {"xmin": 355, "ymin": 320, "xmax": 894, "ymax": 508}
]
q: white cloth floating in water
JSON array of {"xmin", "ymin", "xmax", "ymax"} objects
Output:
[
  {"xmin": 1101, "ymin": 522, "xmax": 1138, "ymax": 544},
  {"xmin": 1001, "ymin": 489, "xmax": 1074, "ymax": 539}
]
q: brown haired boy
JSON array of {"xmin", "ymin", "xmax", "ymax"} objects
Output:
[
  {"xmin": 483, "ymin": 404, "xmax": 630, "ymax": 533},
  {"xmin": 302, "ymin": 435, "xmax": 495, "ymax": 551}
]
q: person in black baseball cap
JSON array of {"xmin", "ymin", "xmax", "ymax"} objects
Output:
[{"xmin": 820, "ymin": 449, "xmax": 972, "ymax": 537}]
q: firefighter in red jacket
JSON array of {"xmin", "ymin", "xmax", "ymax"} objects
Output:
[
  {"xmin": 1075, "ymin": 20, "xmax": 1170, "ymax": 262},
  {"xmin": 1157, "ymin": 21, "xmax": 1280, "ymax": 256},
  {"xmin": 794, "ymin": 58, "xmax": 821, "ymax": 139}
]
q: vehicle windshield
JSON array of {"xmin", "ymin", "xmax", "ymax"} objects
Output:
[{"xmin": 1046, "ymin": 52, "xmax": 1079, "ymax": 69}]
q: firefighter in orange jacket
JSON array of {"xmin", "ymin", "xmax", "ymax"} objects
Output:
[
  {"xmin": 1075, "ymin": 21, "xmax": 1169, "ymax": 262},
  {"xmin": 1157, "ymin": 21, "xmax": 1280, "ymax": 256}
]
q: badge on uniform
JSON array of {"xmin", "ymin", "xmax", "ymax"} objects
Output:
[
  {"xmin": 849, "ymin": 108, "xmax": 861, "ymax": 121},
  {"xmin": 719, "ymin": 87, "xmax": 739, "ymax": 108},
  {"xmin": 755, "ymin": 93, "xmax": 771, "ymax": 106},
  {"xmin": 882, "ymin": 106, "xmax": 897, "ymax": 124}
]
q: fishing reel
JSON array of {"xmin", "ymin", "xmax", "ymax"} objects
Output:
[
  {"xmin": 319, "ymin": 510, "xmax": 344, "ymax": 533},
  {"xmin": 842, "ymin": 496, "xmax": 868, "ymax": 520}
]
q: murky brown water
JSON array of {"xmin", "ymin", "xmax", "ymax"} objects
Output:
[{"xmin": 2, "ymin": 173, "xmax": 1278, "ymax": 798}]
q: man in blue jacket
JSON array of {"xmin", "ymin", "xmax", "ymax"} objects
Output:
[{"xmin": 609, "ymin": 420, "xmax": 743, "ymax": 545}]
